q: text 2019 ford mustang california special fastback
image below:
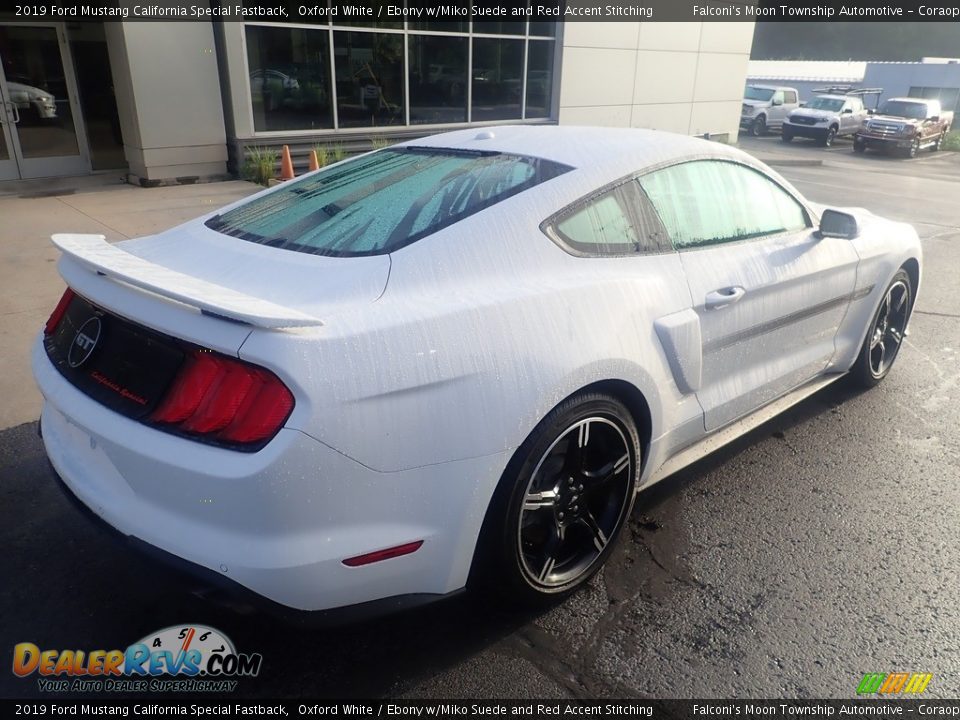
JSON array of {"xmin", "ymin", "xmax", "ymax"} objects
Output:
[{"xmin": 33, "ymin": 126, "xmax": 921, "ymax": 616}]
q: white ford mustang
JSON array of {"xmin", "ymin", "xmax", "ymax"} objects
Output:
[{"xmin": 33, "ymin": 126, "xmax": 921, "ymax": 617}]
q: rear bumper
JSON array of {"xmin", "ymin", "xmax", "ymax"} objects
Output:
[
  {"xmin": 32, "ymin": 336, "xmax": 508, "ymax": 613},
  {"xmin": 42, "ymin": 446, "xmax": 458, "ymax": 625}
]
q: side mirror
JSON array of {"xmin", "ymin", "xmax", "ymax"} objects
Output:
[
  {"xmin": 929, "ymin": 115, "xmax": 940, "ymax": 122},
  {"xmin": 772, "ymin": 98, "xmax": 783, "ymax": 106},
  {"xmin": 842, "ymin": 108, "xmax": 853, "ymax": 114},
  {"xmin": 819, "ymin": 209, "xmax": 859, "ymax": 240}
]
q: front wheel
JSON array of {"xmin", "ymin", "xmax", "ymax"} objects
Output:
[
  {"xmin": 853, "ymin": 137, "xmax": 866, "ymax": 153},
  {"xmin": 474, "ymin": 393, "xmax": 640, "ymax": 605},
  {"xmin": 850, "ymin": 270, "xmax": 913, "ymax": 388},
  {"xmin": 822, "ymin": 127, "xmax": 838, "ymax": 147},
  {"xmin": 781, "ymin": 129, "xmax": 794, "ymax": 143},
  {"xmin": 750, "ymin": 116, "xmax": 767, "ymax": 137},
  {"xmin": 904, "ymin": 138, "xmax": 920, "ymax": 158}
]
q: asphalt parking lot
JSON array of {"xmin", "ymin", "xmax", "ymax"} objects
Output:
[{"xmin": 2, "ymin": 137, "xmax": 959, "ymax": 700}]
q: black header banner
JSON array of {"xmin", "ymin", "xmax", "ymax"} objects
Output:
[
  {"xmin": 4, "ymin": 0, "xmax": 960, "ymax": 22},
  {"xmin": 5, "ymin": 699, "xmax": 960, "ymax": 717}
]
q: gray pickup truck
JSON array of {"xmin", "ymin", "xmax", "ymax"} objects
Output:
[
  {"xmin": 855, "ymin": 98, "xmax": 954, "ymax": 158},
  {"xmin": 740, "ymin": 85, "xmax": 800, "ymax": 137}
]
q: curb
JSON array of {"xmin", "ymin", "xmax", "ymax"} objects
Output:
[{"xmin": 761, "ymin": 159, "xmax": 824, "ymax": 167}]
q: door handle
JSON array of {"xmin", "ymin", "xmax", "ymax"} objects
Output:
[
  {"xmin": 705, "ymin": 286, "xmax": 746, "ymax": 310},
  {"xmin": 2, "ymin": 101, "xmax": 18, "ymax": 125}
]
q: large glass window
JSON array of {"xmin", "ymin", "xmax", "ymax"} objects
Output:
[
  {"xmin": 243, "ymin": 23, "xmax": 557, "ymax": 131},
  {"xmin": 908, "ymin": 86, "xmax": 960, "ymax": 113},
  {"xmin": 207, "ymin": 148, "xmax": 570, "ymax": 257},
  {"xmin": 334, "ymin": 31, "xmax": 404, "ymax": 128},
  {"xmin": 245, "ymin": 25, "xmax": 333, "ymax": 132},
  {"xmin": 409, "ymin": 21, "xmax": 468, "ymax": 33},
  {"xmin": 639, "ymin": 161, "xmax": 809, "ymax": 249},
  {"xmin": 525, "ymin": 40, "xmax": 554, "ymax": 119},
  {"xmin": 471, "ymin": 37, "xmax": 523, "ymax": 122},
  {"xmin": 409, "ymin": 35, "xmax": 467, "ymax": 125}
]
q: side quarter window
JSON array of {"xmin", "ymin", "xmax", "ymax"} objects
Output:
[
  {"xmin": 784, "ymin": 90, "xmax": 797, "ymax": 104},
  {"xmin": 548, "ymin": 181, "xmax": 666, "ymax": 256},
  {"xmin": 638, "ymin": 160, "xmax": 810, "ymax": 250}
]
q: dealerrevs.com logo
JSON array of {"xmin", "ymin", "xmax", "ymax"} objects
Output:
[{"xmin": 12, "ymin": 625, "xmax": 262, "ymax": 693}]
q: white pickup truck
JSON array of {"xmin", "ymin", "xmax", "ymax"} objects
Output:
[
  {"xmin": 740, "ymin": 85, "xmax": 800, "ymax": 136},
  {"xmin": 782, "ymin": 93, "xmax": 870, "ymax": 147}
]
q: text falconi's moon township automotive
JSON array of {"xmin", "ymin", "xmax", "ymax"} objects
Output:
[{"xmin": 693, "ymin": 4, "xmax": 955, "ymax": 17}]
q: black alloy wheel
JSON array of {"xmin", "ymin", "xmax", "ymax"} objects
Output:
[
  {"xmin": 475, "ymin": 393, "xmax": 640, "ymax": 604},
  {"xmin": 851, "ymin": 270, "xmax": 913, "ymax": 388}
]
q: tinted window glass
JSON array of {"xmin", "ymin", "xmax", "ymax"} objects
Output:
[
  {"xmin": 551, "ymin": 182, "xmax": 665, "ymax": 256},
  {"xmin": 807, "ymin": 97, "xmax": 844, "ymax": 111},
  {"xmin": 207, "ymin": 149, "xmax": 570, "ymax": 257},
  {"xmin": 409, "ymin": 35, "xmax": 467, "ymax": 124},
  {"xmin": 639, "ymin": 161, "xmax": 809, "ymax": 250},
  {"xmin": 472, "ymin": 38, "xmax": 523, "ymax": 121},
  {"xmin": 333, "ymin": 31, "xmax": 404, "ymax": 128},
  {"xmin": 784, "ymin": 90, "xmax": 797, "ymax": 104},
  {"xmin": 878, "ymin": 100, "xmax": 929, "ymax": 119},
  {"xmin": 525, "ymin": 40, "xmax": 554, "ymax": 119},
  {"xmin": 555, "ymin": 192, "xmax": 638, "ymax": 254},
  {"xmin": 245, "ymin": 25, "xmax": 332, "ymax": 132},
  {"xmin": 745, "ymin": 87, "xmax": 774, "ymax": 101},
  {"xmin": 408, "ymin": 21, "xmax": 468, "ymax": 32}
]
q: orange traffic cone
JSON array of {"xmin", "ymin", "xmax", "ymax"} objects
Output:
[
  {"xmin": 308, "ymin": 149, "xmax": 320, "ymax": 172},
  {"xmin": 280, "ymin": 144, "xmax": 295, "ymax": 181}
]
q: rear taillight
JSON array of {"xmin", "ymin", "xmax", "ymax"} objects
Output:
[
  {"xmin": 150, "ymin": 349, "xmax": 294, "ymax": 447},
  {"xmin": 44, "ymin": 288, "xmax": 75, "ymax": 336}
]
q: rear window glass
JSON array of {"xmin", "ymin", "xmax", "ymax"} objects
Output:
[{"xmin": 206, "ymin": 147, "xmax": 570, "ymax": 257}]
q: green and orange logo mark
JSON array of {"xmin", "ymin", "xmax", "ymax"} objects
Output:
[{"xmin": 857, "ymin": 672, "xmax": 932, "ymax": 695}]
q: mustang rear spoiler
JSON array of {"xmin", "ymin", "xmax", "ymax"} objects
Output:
[{"xmin": 51, "ymin": 234, "xmax": 324, "ymax": 329}]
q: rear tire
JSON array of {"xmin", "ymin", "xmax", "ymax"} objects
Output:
[
  {"xmin": 472, "ymin": 393, "xmax": 640, "ymax": 605},
  {"xmin": 850, "ymin": 270, "xmax": 912, "ymax": 389},
  {"xmin": 931, "ymin": 131, "xmax": 945, "ymax": 152}
]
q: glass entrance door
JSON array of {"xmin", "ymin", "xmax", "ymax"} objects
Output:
[
  {"xmin": 0, "ymin": 23, "xmax": 90, "ymax": 180},
  {"xmin": 0, "ymin": 90, "xmax": 17, "ymax": 180}
]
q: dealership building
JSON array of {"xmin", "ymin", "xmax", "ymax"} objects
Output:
[{"xmin": 0, "ymin": 13, "xmax": 755, "ymax": 186}]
